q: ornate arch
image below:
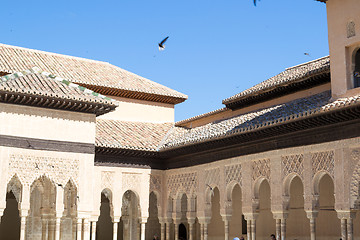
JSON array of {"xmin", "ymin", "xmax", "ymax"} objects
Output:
[
  {"xmin": 225, "ymin": 180, "xmax": 241, "ymax": 202},
  {"xmin": 350, "ymin": 149, "xmax": 360, "ymax": 208},
  {"xmin": 283, "ymin": 172, "xmax": 304, "ymax": 197},
  {"xmin": 7, "ymin": 174, "xmax": 23, "ymax": 203}
]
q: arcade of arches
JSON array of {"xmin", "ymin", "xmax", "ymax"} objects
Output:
[{"xmin": 1, "ymin": 139, "xmax": 360, "ymax": 240}]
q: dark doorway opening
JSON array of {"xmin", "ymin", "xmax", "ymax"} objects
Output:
[
  {"xmin": 179, "ymin": 223, "xmax": 187, "ymax": 240},
  {"xmin": 0, "ymin": 191, "xmax": 20, "ymax": 240},
  {"xmin": 354, "ymin": 49, "xmax": 360, "ymax": 88}
]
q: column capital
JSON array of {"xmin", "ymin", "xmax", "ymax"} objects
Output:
[
  {"xmin": 243, "ymin": 212, "xmax": 259, "ymax": 221},
  {"xmin": 187, "ymin": 217, "xmax": 196, "ymax": 224},
  {"xmin": 272, "ymin": 211, "xmax": 289, "ymax": 220},
  {"xmin": 221, "ymin": 214, "xmax": 232, "ymax": 222},
  {"xmin": 336, "ymin": 210, "xmax": 356, "ymax": 220},
  {"xmin": 139, "ymin": 217, "xmax": 148, "ymax": 224},
  {"xmin": 305, "ymin": 210, "xmax": 319, "ymax": 219},
  {"xmin": 197, "ymin": 216, "xmax": 211, "ymax": 224}
]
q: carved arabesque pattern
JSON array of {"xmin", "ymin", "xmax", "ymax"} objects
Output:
[
  {"xmin": 205, "ymin": 168, "xmax": 220, "ymax": 186},
  {"xmin": 167, "ymin": 172, "xmax": 197, "ymax": 197},
  {"xmin": 311, "ymin": 150, "xmax": 334, "ymax": 178},
  {"xmin": 282, "ymin": 154, "xmax": 304, "ymax": 179},
  {"xmin": 122, "ymin": 173, "xmax": 141, "ymax": 193},
  {"xmin": 8, "ymin": 154, "xmax": 79, "ymax": 187},
  {"xmin": 150, "ymin": 174, "xmax": 162, "ymax": 193},
  {"xmin": 101, "ymin": 171, "xmax": 115, "ymax": 189},
  {"xmin": 7, "ymin": 176, "xmax": 22, "ymax": 202},
  {"xmin": 225, "ymin": 164, "xmax": 242, "ymax": 186},
  {"xmin": 348, "ymin": 21, "xmax": 356, "ymax": 38},
  {"xmin": 350, "ymin": 149, "xmax": 360, "ymax": 206},
  {"xmin": 252, "ymin": 159, "xmax": 270, "ymax": 181}
]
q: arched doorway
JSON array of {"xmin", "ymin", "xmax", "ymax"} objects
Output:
[
  {"xmin": 146, "ymin": 192, "xmax": 160, "ymax": 239},
  {"xmin": 97, "ymin": 189, "xmax": 113, "ymax": 240},
  {"xmin": 316, "ymin": 174, "xmax": 340, "ymax": 238},
  {"xmin": 61, "ymin": 180, "xmax": 77, "ymax": 239},
  {"xmin": 179, "ymin": 223, "xmax": 187, "ymax": 240},
  {"xmin": 229, "ymin": 184, "xmax": 245, "ymax": 239},
  {"xmin": 286, "ymin": 176, "xmax": 309, "ymax": 239},
  {"xmin": 256, "ymin": 179, "xmax": 275, "ymax": 239},
  {"xmin": 0, "ymin": 191, "xmax": 20, "ymax": 240},
  {"xmin": 208, "ymin": 187, "xmax": 224, "ymax": 239},
  {"xmin": 27, "ymin": 176, "xmax": 57, "ymax": 240},
  {"xmin": 121, "ymin": 190, "xmax": 140, "ymax": 240}
]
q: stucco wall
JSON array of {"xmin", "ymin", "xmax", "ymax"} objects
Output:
[{"xmin": 100, "ymin": 96, "xmax": 174, "ymax": 123}]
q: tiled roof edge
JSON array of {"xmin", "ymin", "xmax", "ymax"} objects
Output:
[
  {"xmin": 175, "ymin": 107, "xmax": 228, "ymax": 126},
  {"xmin": 0, "ymin": 67, "xmax": 117, "ymax": 104}
]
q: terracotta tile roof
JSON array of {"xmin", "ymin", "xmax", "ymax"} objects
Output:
[
  {"xmin": 0, "ymin": 43, "xmax": 187, "ymax": 104},
  {"xmin": 160, "ymin": 91, "xmax": 360, "ymax": 149},
  {"xmin": 0, "ymin": 68, "xmax": 117, "ymax": 115},
  {"xmin": 96, "ymin": 119, "xmax": 173, "ymax": 151},
  {"xmin": 222, "ymin": 56, "xmax": 330, "ymax": 106},
  {"xmin": 175, "ymin": 107, "xmax": 228, "ymax": 126}
]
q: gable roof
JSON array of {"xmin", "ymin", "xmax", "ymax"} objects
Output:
[
  {"xmin": 222, "ymin": 56, "xmax": 330, "ymax": 109},
  {"xmin": 0, "ymin": 43, "xmax": 187, "ymax": 104},
  {"xmin": 0, "ymin": 68, "xmax": 117, "ymax": 115}
]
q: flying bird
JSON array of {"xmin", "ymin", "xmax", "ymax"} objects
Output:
[
  {"xmin": 254, "ymin": 0, "xmax": 260, "ymax": 6},
  {"xmin": 304, "ymin": 52, "xmax": 310, "ymax": 56},
  {"xmin": 158, "ymin": 36, "xmax": 169, "ymax": 51}
]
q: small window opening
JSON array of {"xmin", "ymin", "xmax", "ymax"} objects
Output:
[{"xmin": 354, "ymin": 49, "xmax": 360, "ymax": 88}]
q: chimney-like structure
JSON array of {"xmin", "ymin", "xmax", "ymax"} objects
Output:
[{"xmin": 320, "ymin": 0, "xmax": 360, "ymax": 97}]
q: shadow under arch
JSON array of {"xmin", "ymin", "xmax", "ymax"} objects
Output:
[
  {"xmin": 146, "ymin": 191, "xmax": 161, "ymax": 240},
  {"xmin": 0, "ymin": 175, "xmax": 22, "ymax": 240},
  {"xmin": 97, "ymin": 188, "xmax": 114, "ymax": 240}
]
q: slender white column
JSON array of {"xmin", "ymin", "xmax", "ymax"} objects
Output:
[
  {"xmin": 42, "ymin": 218, "xmax": 48, "ymax": 240},
  {"xmin": 224, "ymin": 219, "xmax": 229, "ymax": 240},
  {"xmin": 275, "ymin": 219, "xmax": 281, "ymax": 240},
  {"xmin": 309, "ymin": 218, "xmax": 316, "ymax": 240},
  {"xmin": 347, "ymin": 217, "xmax": 353, "ymax": 240},
  {"xmin": 204, "ymin": 223, "xmax": 208, "ymax": 240},
  {"xmin": 247, "ymin": 220, "xmax": 251, "ymax": 240},
  {"xmin": 340, "ymin": 219, "xmax": 347, "ymax": 240},
  {"xmin": 55, "ymin": 217, "xmax": 61, "ymax": 240},
  {"xmin": 188, "ymin": 221, "xmax": 194, "ymax": 240},
  {"xmin": 251, "ymin": 219, "xmax": 256, "ymax": 240},
  {"xmin": 174, "ymin": 222, "xmax": 179, "ymax": 240},
  {"xmin": 160, "ymin": 222, "xmax": 165, "ymax": 240},
  {"xmin": 83, "ymin": 219, "xmax": 90, "ymax": 240},
  {"xmin": 91, "ymin": 222, "xmax": 97, "ymax": 240},
  {"xmin": 77, "ymin": 218, "xmax": 82, "ymax": 240},
  {"xmin": 280, "ymin": 218, "xmax": 286, "ymax": 240},
  {"xmin": 113, "ymin": 221, "xmax": 118, "ymax": 240},
  {"xmin": 140, "ymin": 222, "xmax": 146, "ymax": 240},
  {"xmin": 20, "ymin": 216, "xmax": 27, "ymax": 240},
  {"xmin": 200, "ymin": 223, "xmax": 204, "ymax": 240},
  {"xmin": 166, "ymin": 222, "xmax": 171, "ymax": 240}
]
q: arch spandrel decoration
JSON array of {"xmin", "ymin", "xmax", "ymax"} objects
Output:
[
  {"xmin": 225, "ymin": 164, "xmax": 242, "ymax": 187},
  {"xmin": 7, "ymin": 175, "xmax": 22, "ymax": 202},
  {"xmin": 252, "ymin": 159, "xmax": 270, "ymax": 182},
  {"xmin": 350, "ymin": 149, "xmax": 360, "ymax": 208},
  {"xmin": 282, "ymin": 154, "xmax": 304, "ymax": 180},
  {"xmin": 167, "ymin": 172, "xmax": 197, "ymax": 198},
  {"xmin": 150, "ymin": 174, "xmax": 162, "ymax": 193},
  {"xmin": 205, "ymin": 168, "xmax": 220, "ymax": 187},
  {"xmin": 347, "ymin": 21, "xmax": 356, "ymax": 38},
  {"xmin": 311, "ymin": 150, "xmax": 335, "ymax": 179},
  {"xmin": 122, "ymin": 173, "xmax": 142, "ymax": 193},
  {"xmin": 101, "ymin": 171, "xmax": 115, "ymax": 190},
  {"xmin": 8, "ymin": 154, "xmax": 79, "ymax": 187}
]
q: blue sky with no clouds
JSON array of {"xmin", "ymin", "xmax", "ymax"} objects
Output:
[{"xmin": 1, "ymin": 0, "xmax": 328, "ymax": 121}]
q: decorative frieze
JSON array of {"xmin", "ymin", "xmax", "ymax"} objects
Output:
[
  {"xmin": 225, "ymin": 164, "xmax": 242, "ymax": 186},
  {"xmin": 122, "ymin": 173, "xmax": 141, "ymax": 192},
  {"xmin": 167, "ymin": 172, "xmax": 197, "ymax": 197},
  {"xmin": 311, "ymin": 150, "xmax": 334, "ymax": 178},
  {"xmin": 150, "ymin": 174, "xmax": 162, "ymax": 193},
  {"xmin": 282, "ymin": 154, "xmax": 304, "ymax": 179},
  {"xmin": 101, "ymin": 171, "xmax": 115, "ymax": 190},
  {"xmin": 252, "ymin": 159, "xmax": 270, "ymax": 181},
  {"xmin": 350, "ymin": 149, "xmax": 360, "ymax": 205},
  {"xmin": 347, "ymin": 21, "xmax": 356, "ymax": 38},
  {"xmin": 8, "ymin": 154, "xmax": 79, "ymax": 186},
  {"xmin": 205, "ymin": 168, "xmax": 220, "ymax": 186}
]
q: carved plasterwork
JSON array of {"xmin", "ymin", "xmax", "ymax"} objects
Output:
[
  {"xmin": 225, "ymin": 164, "xmax": 242, "ymax": 186},
  {"xmin": 7, "ymin": 175, "xmax": 22, "ymax": 202},
  {"xmin": 205, "ymin": 168, "xmax": 220, "ymax": 186},
  {"xmin": 101, "ymin": 171, "xmax": 115, "ymax": 189},
  {"xmin": 8, "ymin": 154, "xmax": 79, "ymax": 186},
  {"xmin": 167, "ymin": 172, "xmax": 197, "ymax": 197},
  {"xmin": 311, "ymin": 150, "xmax": 334, "ymax": 178},
  {"xmin": 350, "ymin": 149, "xmax": 360, "ymax": 207},
  {"xmin": 347, "ymin": 21, "xmax": 356, "ymax": 38},
  {"xmin": 252, "ymin": 159, "xmax": 270, "ymax": 181},
  {"xmin": 150, "ymin": 174, "xmax": 162, "ymax": 193},
  {"xmin": 122, "ymin": 173, "xmax": 141, "ymax": 192},
  {"xmin": 282, "ymin": 154, "xmax": 304, "ymax": 179}
]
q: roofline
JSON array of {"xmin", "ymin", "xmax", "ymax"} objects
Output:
[{"xmin": 175, "ymin": 107, "xmax": 228, "ymax": 126}]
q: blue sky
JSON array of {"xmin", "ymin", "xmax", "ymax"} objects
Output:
[{"xmin": 1, "ymin": 0, "xmax": 328, "ymax": 121}]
